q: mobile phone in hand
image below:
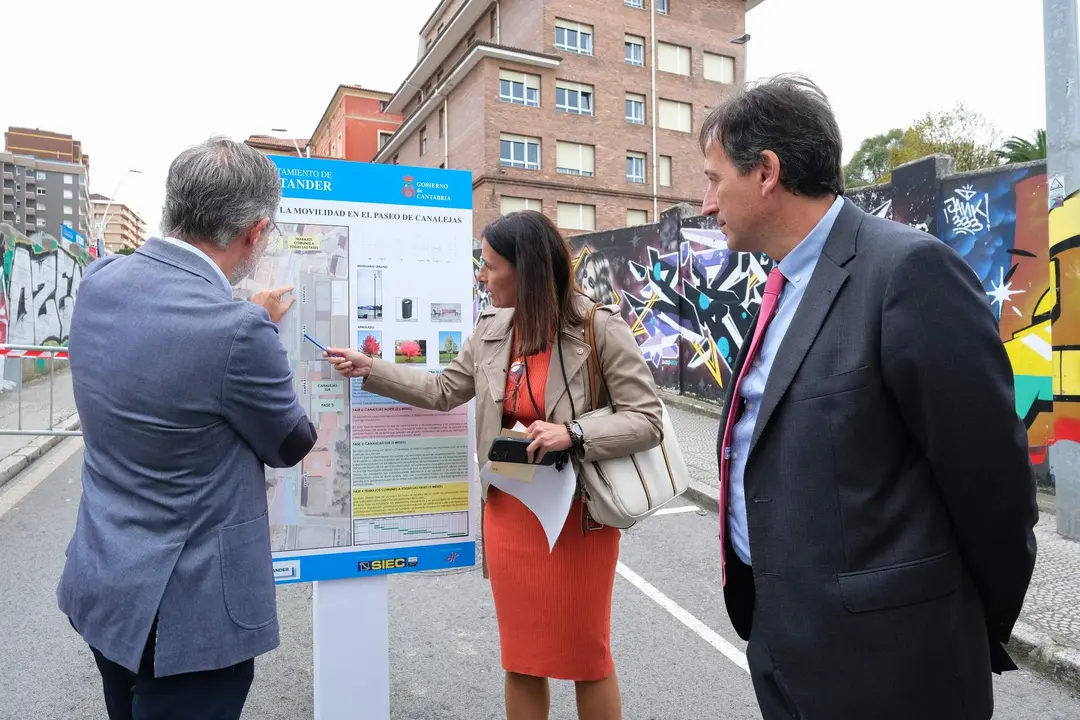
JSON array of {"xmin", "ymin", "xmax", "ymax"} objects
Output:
[{"xmin": 488, "ymin": 437, "xmax": 561, "ymax": 466}]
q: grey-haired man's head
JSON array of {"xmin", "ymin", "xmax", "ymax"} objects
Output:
[{"xmin": 160, "ymin": 136, "xmax": 280, "ymax": 285}]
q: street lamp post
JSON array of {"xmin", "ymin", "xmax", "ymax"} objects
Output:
[
  {"xmin": 271, "ymin": 128, "xmax": 308, "ymax": 158},
  {"xmin": 95, "ymin": 168, "xmax": 141, "ymax": 256}
]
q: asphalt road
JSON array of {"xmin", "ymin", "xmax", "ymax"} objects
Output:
[{"xmin": 2, "ymin": 439, "xmax": 1078, "ymax": 719}]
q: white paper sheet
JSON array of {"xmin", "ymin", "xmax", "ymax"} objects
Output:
[{"xmin": 480, "ymin": 422, "xmax": 577, "ymax": 551}]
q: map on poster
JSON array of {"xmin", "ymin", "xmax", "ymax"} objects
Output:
[{"xmin": 246, "ymin": 156, "xmax": 476, "ymax": 584}]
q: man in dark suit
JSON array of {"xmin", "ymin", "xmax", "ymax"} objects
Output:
[{"xmin": 702, "ymin": 74, "xmax": 1038, "ymax": 719}]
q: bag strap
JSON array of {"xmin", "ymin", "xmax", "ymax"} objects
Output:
[{"xmin": 583, "ymin": 304, "xmax": 611, "ymax": 411}]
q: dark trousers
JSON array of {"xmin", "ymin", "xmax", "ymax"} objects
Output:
[{"xmin": 88, "ymin": 618, "xmax": 254, "ymax": 720}]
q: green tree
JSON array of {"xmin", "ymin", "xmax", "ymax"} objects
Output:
[
  {"xmin": 114, "ymin": 246, "xmax": 135, "ymax": 255},
  {"xmin": 996, "ymin": 129, "xmax": 1047, "ymax": 163},
  {"xmin": 888, "ymin": 103, "xmax": 1001, "ymax": 174},
  {"xmin": 843, "ymin": 129, "xmax": 903, "ymax": 188}
]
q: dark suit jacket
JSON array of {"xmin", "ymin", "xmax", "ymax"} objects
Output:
[{"xmin": 717, "ymin": 198, "xmax": 1038, "ymax": 720}]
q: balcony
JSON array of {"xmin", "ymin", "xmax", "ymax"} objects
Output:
[
  {"xmin": 2, "ymin": 202, "xmax": 13, "ymax": 213},
  {"xmin": 25, "ymin": 204, "xmax": 36, "ymax": 215},
  {"xmin": 25, "ymin": 173, "xmax": 36, "ymax": 185},
  {"xmin": 3, "ymin": 185, "xmax": 13, "ymax": 197},
  {"xmin": 2, "ymin": 171, "xmax": 12, "ymax": 182}
]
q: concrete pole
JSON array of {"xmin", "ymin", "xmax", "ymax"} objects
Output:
[{"xmin": 1044, "ymin": 0, "xmax": 1080, "ymax": 539}]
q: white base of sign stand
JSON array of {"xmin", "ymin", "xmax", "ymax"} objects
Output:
[{"xmin": 313, "ymin": 576, "xmax": 389, "ymax": 720}]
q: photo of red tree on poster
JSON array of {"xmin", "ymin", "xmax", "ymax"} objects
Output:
[
  {"xmin": 361, "ymin": 333, "xmax": 381, "ymax": 355},
  {"xmin": 394, "ymin": 339, "xmax": 427, "ymax": 364}
]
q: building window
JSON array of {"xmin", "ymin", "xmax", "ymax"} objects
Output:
[
  {"xmin": 64, "ymin": 205, "xmax": 74, "ymax": 215},
  {"xmin": 63, "ymin": 189, "xmax": 73, "ymax": 200},
  {"xmin": 378, "ymin": 131, "xmax": 393, "ymax": 149},
  {"xmin": 379, "ymin": 100, "xmax": 388, "ymax": 112},
  {"xmin": 660, "ymin": 155, "xmax": 673, "ymax": 186},
  {"xmin": 420, "ymin": 126, "xmax": 428, "ymax": 156},
  {"xmin": 625, "ymin": 0, "xmax": 644, "ymax": 7},
  {"xmin": 658, "ymin": 99, "xmax": 693, "ymax": 132},
  {"xmin": 37, "ymin": 203, "xmax": 46, "ymax": 212},
  {"xmin": 36, "ymin": 171, "xmax": 46, "ymax": 181},
  {"xmin": 438, "ymin": 108, "xmax": 445, "ymax": 138},
  {"xmin": 467, "ymin": 31, "xmax": 476, "ymax": 46},
  {"xmin": 37, "ymin": 218, "xmax": 46, "ymax": 228},
  {"xmin": 490, "ymin": 9, "xmax": 497, "ymax": 38},
  {"xmin": 331, "ymin": 143, "xmax": 336, "ymax": 157},
  {"xmin": 626, "ymin": 93, "xmax": 646, "ymax": 124},
  {"xmin": 437, "ymin": 22, "xmax": 444, "ymax": 36},
  {"xmin": 556, "ymin": 81, "xmax": 593, "ymax": 115},
  {"xmin": 704, "ymin": 52, "xmax": 736, "ymax": 84},
  {"xmin": 625, "ymin": 34, "xmax": 645, "ymax": 66},
  {"xmin": 500, "ymin": 134, "xmax": 541, "ymax": 170},
  {"xmin": 436, "ymin": 68, "xmax": 444, "ymax": 86},
  {"xmin": 37, "ymin": 188, "xmax": 46, "ymax": 196},
  {"xmin": 628, "ymin": 209, "xmax": 649, "ymax": 226},
  {"xmin": 557, "ymin": 202, "xmax": 596, "ymax": 231},
  {"xmin": 501, "ymin": 196, "xmax": 542, "ymax": 214},
  {"xmin": 393, "ymin": 154, "xmax": 399, "ymax": 165},
  {"xmin": 657, "ymin": 0, "xmax": 669, "ymax": 13},
  {"xmin": 499, "ymin": 70, "xmax": 540, "ymax": 107},
  {"xmin": 64, "ymin": 174, "xmax": 73, "ymax": 185},
  {"xmin": 658, "ymin": 42, "xmax": 691, "ymax": 75},
  {"xmin": 439, "ymin": 163, "xmax": 445, "ymax": 169},
  {"xmin": 79, "ymin": 176, "xmax": 86, "ymax": 186},
  {"xmin": 556, "ymin": 141, "xmax": 595, "ymax": 176},
  {"xmin": 627, "ymin": 152, "xmax": 647, "ymax": 183},
  {"xmin": 555, "ymin": 19, "xmax": 593, "ymax": 55}
]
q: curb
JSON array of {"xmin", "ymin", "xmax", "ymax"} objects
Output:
[
  {"xmin": 660, "ymin": 389, "xmax": 723, "ymax": 420},
  {"xmin": 0, "ymin": 414, "xmax": 81, "ymax": 491},
  {"xmin": 1006, "ymin": 620, "xmax": 1080, "ymax": 695}
]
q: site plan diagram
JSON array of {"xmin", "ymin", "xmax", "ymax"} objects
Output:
[{"xmin": 235, "ymin": 222, "xmax": 352, "ymax": 553}]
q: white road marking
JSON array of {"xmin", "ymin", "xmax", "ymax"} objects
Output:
[
  {"xmin": 616, "ymin": 561, "xmax": 750, "ymax": 674},
  {"xmin": 653, "ymin": 505, "xmax": 700, "ymax": 516},
  {"xmin": 0, "ymin": 438, "xmax": 84, "ymax": 519}
]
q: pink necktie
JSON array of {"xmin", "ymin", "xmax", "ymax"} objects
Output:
[{"xmin": 719, "ymin": 267, "xmax": 786, "ymax": 585}]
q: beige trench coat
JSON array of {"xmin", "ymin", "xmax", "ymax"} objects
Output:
[{"xmin": 361, "ymin": 294, "xmax": 664, "ymax": 570}]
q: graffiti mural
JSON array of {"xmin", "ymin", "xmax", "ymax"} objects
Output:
[
  {"xmin": 1048, "ymin": 189, "xmax": 1080, "ymax": 450},
  {"xmin": 936, "ymin": 167, "xmax": 1053, "ymax": 481},
  {"xmin": 0, "ymin": 224, "xmax": 91, "ymax": 347}
]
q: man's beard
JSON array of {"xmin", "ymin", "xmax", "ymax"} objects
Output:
[{"xmin": 229, "ymin": 244, "xmax": 265, "ymax": 286}]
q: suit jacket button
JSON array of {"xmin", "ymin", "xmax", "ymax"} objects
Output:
[{"xmin": 576, "ymin": 348, "xmax": 584, "ymax": 355}]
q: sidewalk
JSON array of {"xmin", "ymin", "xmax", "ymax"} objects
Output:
[
  {"xmin": 0, "ymin": 365, "xmax": 81, "ymax": 489},
  {"xmin": 662, "ymin": 389, "xmax": 1080, "ymax": 693}
]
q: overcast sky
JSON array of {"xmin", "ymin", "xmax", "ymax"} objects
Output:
[{"xmin": 0, "ymin": 0, "xmax": 1046, "ymax": 236}]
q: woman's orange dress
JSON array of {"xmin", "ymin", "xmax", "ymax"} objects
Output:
[{"xmin": 484, "ymin": 342, "xmax": 621, "ymax": 681}]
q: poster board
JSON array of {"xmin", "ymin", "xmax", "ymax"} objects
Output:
[{"xmin": 234, "ymin": 156, "xmax": 476, "ymax": 584}]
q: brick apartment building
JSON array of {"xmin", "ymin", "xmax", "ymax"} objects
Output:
[
  {"xmin": 373, "ymin": 0, "xmax": 759, "ymax": 238},
  {"xmin": 309, "ymin": 85, "xmax": 404, "ymax": 162}
]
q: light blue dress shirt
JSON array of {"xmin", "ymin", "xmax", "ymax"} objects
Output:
[{"xmin": 726, "ymin": 195, "xmax": 845, "ymax": 565}]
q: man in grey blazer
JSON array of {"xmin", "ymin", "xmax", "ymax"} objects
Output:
[
  {"xmin": 703, "ymin": 75, "xmax": 1038, "ymax": 719},
  {"xmin": 58, "ymin": 137, "xmax": 317, "ymax": 720}
]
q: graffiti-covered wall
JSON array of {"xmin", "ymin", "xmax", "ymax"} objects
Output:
[
  {"xmin": 1, "ymin": 224, "xmax": 92, "ymax": 348},
  {"xmin": 470, "ymin": 157, "xmax": 1055, "ymax": 485},
  {"xmin": 848, "ymin": 159, "xmax": 1053, "ymax": 486}
]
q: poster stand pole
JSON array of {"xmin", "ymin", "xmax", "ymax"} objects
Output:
[{"xmin": 313, "ymin": 576, "xmax": 390, "ymax": 720}]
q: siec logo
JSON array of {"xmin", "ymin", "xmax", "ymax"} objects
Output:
[
  {"xmin": 358, "ymin": 557, "xmax": 411, "ymax": 572},
  {"xmin": 402, "ymin": 175, "xmax": 415, "ymax": 199}
]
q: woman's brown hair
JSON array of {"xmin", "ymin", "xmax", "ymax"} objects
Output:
[{"xmin": 482, "ymin": 210, "xmax": 585, "ymax": 356}]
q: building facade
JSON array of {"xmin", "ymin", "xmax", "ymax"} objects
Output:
[
  {"xmin": 90, "ymin": 193, "xmax": 147, "ymax": 253},
  {"xmin": 1, "ymin": 151, "xmax": 91, "ymax": 241},
  {"xmin": 374, "ymin": 0, "xmax": 760, "ymax": 238},
  {"xmin": 244, "ymin": 135, "xmax": 311, "ymax": 157},
  {"xmin": 309, "ymin": 85, "xmax": 404, "ymax": 162}
]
